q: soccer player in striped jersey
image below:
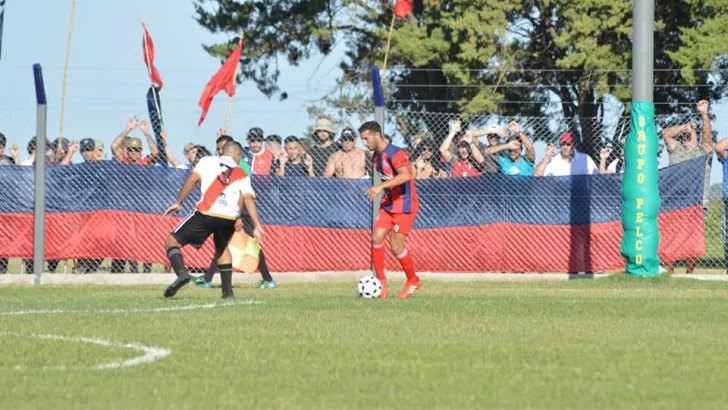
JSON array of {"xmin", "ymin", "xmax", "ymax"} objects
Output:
[{"xmin": 358, "ymin": 121, "xmax": 421, "ymax": 299}]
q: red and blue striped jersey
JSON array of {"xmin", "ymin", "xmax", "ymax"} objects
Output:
[{"xmin": 373, "ymin": 145, "xmax": 419, "ymax": 213}]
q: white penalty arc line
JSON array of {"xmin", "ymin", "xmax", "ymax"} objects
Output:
[
  {"xmin": 0, "ymin": 300, "xmax": 264, "ymax": 316},
  {"xmin": 2, "ymin": 332, "xmax": 171, "ymax": 370}
]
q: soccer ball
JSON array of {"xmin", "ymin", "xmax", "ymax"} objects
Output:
[{"xmin": 357, "ymin": 276, "xmax": 382, "ymax": 299}]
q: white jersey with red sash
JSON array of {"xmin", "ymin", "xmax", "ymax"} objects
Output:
[{"xmin": 194, "ymin": 155, "xmax": 255, "ymax": 220}]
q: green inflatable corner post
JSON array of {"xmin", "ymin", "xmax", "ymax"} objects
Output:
[{"xmin": 620, "ymin": 101, "xmax": 661, "ymax": 276}]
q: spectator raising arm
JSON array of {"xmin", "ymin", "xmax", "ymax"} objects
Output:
[
  {"xmin": 60, "ymin": 140, "xmax": 78, "ymax": 166},
  {"xmin": 534, "ymin": 143, "xmax": 556, "ymax": 177},
  {"xmin": 10, "ymin": 143, "xmax": 20, "ymax": 166},
  {"xmin": 139, "ymin": 120, "xmax": 160, "ymax": 161},
  {"xmin": 599, "ymin": 147, "xmax": 613, "ymax": 175},
  {"xmin": 660, "ymin": 122, "xmax": 690, "ymax": 153},
  {"xmin": 161, "ymin": 129, "xmax": 182, "ymax": 168},
  {"xmin": 508, "ymin": 121, "xmax": 535, "ymax": 162},
  {"xmin": 111, "ymin": 117, "xmax": 138, "ymax": 160},
  {"xmin": 462, "ymin": 133, "xmax": 485, "ymax": 165},
  {"xmin": 439, "ymin": 120, "xmax": 461, "ymax": 163},
  {"xmin": 697, "ymin": 99, "xmax": 713, "ymax": 154}
]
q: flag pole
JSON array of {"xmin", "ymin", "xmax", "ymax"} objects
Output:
[
  {"xmin": 59, "ymin": 0, "xmax": 76, "ymax": 144},
  {"xmin": 381, "ymin": 13, "xmax": 396, "ymax": 81},
  {"xmin": 142, "ymin": 23, "xmax": 163, "ymax": 128},
  {"xmin": 224, "ymin": 31, "xmax": 244, "ymax": 131}
]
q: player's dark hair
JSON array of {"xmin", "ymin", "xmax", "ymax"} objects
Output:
[
  {"xmin": 358, "ymin": 121, "xmax": 382, "ymax": 135},
  {"xmin": 194, "ymin": 145, "xmax": 212, "ymax": 163},
  {"xmin": 222, "ymin": 140, "xmax": 244, "ymax": 155},
  {"xmin": 284, "ymin": 135, "xmax": 299, "ymax": 144},
  {"xmin": 216, "ymin": 135, "xmax": 234, "ymax": 144}
]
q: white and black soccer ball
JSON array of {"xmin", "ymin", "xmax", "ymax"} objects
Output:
[{"xmin": 357, "ymin": 276, "xmax": 382, "ymax": 299}]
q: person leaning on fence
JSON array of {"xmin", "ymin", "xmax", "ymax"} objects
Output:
[
  {"xmin": 534, "ymin": 131, "xmax": 598, "ymax": 177},
  {"xmin": 483, "ymin": 121, "xmax": 535, "ymax": 176},
  {"xmin": 439, "ymin": 120, "xmax": 486, "ymax": 177},
  {"xmin": 411, "ymin": 138, "xmax": 446, "ymax": 179},
  {"xmin": 308, "ymin": 118, "xmax": 341, "ymax": 177},
  {"xmin": 599, "ymin": 144, "xmax": 625, "ymax": 175},
  {"xmin": 265, "ymin": 134, "xmax": 283, "ymax": 160},
  {"xmin": 0, "ymin": 133, "xmax": 20, "ymax": 166},
  {"xmin": 274, "ymin": 135, "xmax": 314, "ymax": 177},
  {"xmin": 713, "ymin": 134, "xmax": 728, "ymax": 274},
  {"xmin": 323, "ymin": 127, "xmax": 367, "ymax": 179},
  {"xmin": 0, "ymin": 133, "xmax": 20, "ymax": 274},
  {"xmin": 241, "ymin": 127, "xmax": 274, "ymax": 175},
  {"xmin": 661, "ymin": 99, "xmax": 714, "ymax": 274}
]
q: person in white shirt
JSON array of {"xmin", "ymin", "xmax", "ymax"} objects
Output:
[
  {"xmin": 534, "ymin": 131, "xmax": 599, "ymax": 177},
  {"xmin": 162, "ymin": 141, "xmax": 264, "ymax": 299}
]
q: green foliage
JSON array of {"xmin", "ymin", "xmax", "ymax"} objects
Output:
[{"xmin": 194, "ymin": 0, "xmax": 728, "ymax": 155}]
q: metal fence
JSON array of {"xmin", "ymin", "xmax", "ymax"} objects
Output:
[{"xmin": 0, "ymin": 111, "xmax": 724, "ymax": 275}]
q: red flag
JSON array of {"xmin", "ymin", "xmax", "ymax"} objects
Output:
[
  {"xmin": 142, "ymin": 23, "xmax": 163, "ymax": 90},
  {"xmin": 197, "ymin": 39, "xmax": 244, "ymax": 126},
  {"xmin": 394, "ymin": 0, "xmax": 412, "ymax": 18}
]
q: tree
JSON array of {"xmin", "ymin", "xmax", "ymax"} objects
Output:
[{"xmin": 194, "ymin": 0, "xmax": 728, "ymax": 158}]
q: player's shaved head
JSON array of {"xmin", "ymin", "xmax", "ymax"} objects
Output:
[{"xmin": 222, "ymin": 141, "xmax": 243, "ymax": 156}]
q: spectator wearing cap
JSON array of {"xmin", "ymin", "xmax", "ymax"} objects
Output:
[
  {"xmin": 534, "ymin": 131, "xmax": 598, "ymax": 177},
  {"xmin": 439, "ymin": 120, "xmax": 486, "ymax": 177},
  {"xmin": 20, "ymin": 136, "xmax": 55, "ymax": 167},
  {"xmin": 265, "ymin": 134, "xmax": 283, "ymax": 160},
  {"xmin": 308, "ymin": 118, "xmax": 340, "ymax": 176},
  {"xmin": 242, "ymin": 127, "xmax": 274, "ymax": 175},
  {"xmin": 111, "ymin": 117, "xmax": 159, "ymax": 165},
  {"xmin": 274, "ymin": 136, "xmax": 314, "ymax": 177},
  {"xmin": 323, "ymin": 127, "xmax": 367, "ymax": 178},
  {"xmin": 483, "ymin": 121, "xmax": 535, "ymax": 176},
  {"xmin": 412, "ymin": 138, "xmax": 446, "ymax": 179},
  {"xmin": 79, "ymin": 139, "xmax": 100, "ymax": 163},
  {"xmin": 48, "ymin": 138, "xmax": 77, "ymax": 165},
  {"xmin": 0, "ymin": 133, "xmax": 20, "ymax": 166}
]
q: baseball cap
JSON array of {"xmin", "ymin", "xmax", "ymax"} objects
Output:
[
  {"xmin": 559, "ymin": 131, "xmax": 576, "ymax": 145},
  {"xmin": 52, "ymin": 138, "xmax": 70, "ymax": 151},
  {"xmin": 314, "ymin": 118, "xmax": 334, "ymax": 134},
  {"xmin": 80, "ymin": 138, "xmax": 95, "ymax": 152},
  {"xmin": 126, "ymin": 138, "xmax": 143, "ymax": 150},
  {"xmin": 247, "ymin": 127, "xmax": 264, "ymax": 141},
  {"xmin": 340, "ymin": 127, "xmax": 356, "ymax": 141}
]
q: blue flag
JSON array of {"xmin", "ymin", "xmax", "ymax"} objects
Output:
[
  {"xmin": 0, "ymin": 0, "xmax": 6, "ymax": 60},
  {"xmin": 146, "ymin": 86, "xmax": 167, "ymax": 166}
]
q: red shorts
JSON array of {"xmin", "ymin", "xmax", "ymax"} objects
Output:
[{"xmin": 374, "ymin": 209, "xmax": 417, "ymax": 235}]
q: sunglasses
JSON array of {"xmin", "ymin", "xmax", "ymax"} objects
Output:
[
  {"xmin": 341, "ymin": 136, "xmax": 355, "ymax": 141},
  {"xmin": 127, "ymin": 147, "xmax": 142, "ymax": 153},
  {"xmin": 421, "ymin": 147, "xmax": 433, "ymax": 152},
  {"xmin": 559, "ymin": 142, "xmax": 573, "ymax": 147},
  {"xmin": 248, "ymin": 138, "xmax": 263, "ymax": 143}
]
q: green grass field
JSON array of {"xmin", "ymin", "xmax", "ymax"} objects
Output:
[{"xmin": 2, "ymin": 277, "xmax": 728, "ymax": 409}]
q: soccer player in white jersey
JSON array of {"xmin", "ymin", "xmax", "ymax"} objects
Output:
[{"xmin": 162, "ymin": 141, "xmax": 265, "ymax": 299}]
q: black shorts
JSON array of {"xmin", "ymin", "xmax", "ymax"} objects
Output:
[
  {"xmin": 172, "ymin": 211, "xmax": 236, "ymax": 252},
  {"xmin": 240, "ymin": 213, "xmax": 255, "ymax": 237}
]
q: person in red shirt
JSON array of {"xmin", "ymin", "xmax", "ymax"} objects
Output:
[
  {"xmin": 438, "ymin": 120, "xmax": 486, "ymax": 177},
  {"xmin": 111, "ymin": 117, "xmax": 159, "ymax": 165},
  {"xmin": 359, "ymin": 121, "xmax": 421, "ymax": 299}
]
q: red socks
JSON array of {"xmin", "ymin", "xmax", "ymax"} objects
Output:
[
  {"xmin": 372, "ymin": 243, "xmax": 386, "ymax": 282},
  {"xmin": 396, "ymin": 249, "xmax": 418, "ymax": 282}
]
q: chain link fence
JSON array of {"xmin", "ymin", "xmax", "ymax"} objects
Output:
[{"xmin": 0, "ymin": 111, "xmax": 725, "ymax": 275}]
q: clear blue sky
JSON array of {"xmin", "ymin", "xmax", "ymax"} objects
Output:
[
  {"xmin": 0, "ymin": 0, "xmax": 345, "ymax": 160},
  {"xmin": 1, "ymin": 0, "xmax": 727, "ymax": 184}
]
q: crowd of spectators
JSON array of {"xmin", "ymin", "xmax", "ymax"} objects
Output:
[{"xmin": 0, "ymin": 100, "xmax": 717, "ymax": 274}]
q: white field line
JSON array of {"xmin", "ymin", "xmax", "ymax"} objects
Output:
[
  {"xmin": 2, "ymin": 332, "xmax": 170, "ymax": 370},
  {"xmin": 0, "ymin": 300, "xmax": 263, "ymax": 316}
]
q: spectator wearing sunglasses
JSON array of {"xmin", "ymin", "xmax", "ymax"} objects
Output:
[
  {"xmin": 241, "ymin": 127, "xmax": 274, "ymax": 175},
  {"xmin": 111, "ymin": 117, "xmax": 159, "ymax": 165},
  {"xmin": 412, "ymin": 139, "xmax": 446, "ymax": 179},
  {"xmin": 323, "ymin": 127, "xmax": 367, "ymax": 178},
  {"xmin": 534, "ymin": 131, "xmax": 598, "ymax": 177}
]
